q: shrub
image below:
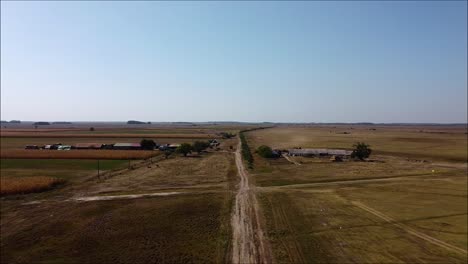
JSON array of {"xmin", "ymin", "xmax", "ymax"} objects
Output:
[{"xmin": 351, "ymin": 142, "xmax": 372, "ymax": 161}]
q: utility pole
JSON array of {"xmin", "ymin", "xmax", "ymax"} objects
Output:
[{"xmin": 97, "ymin": 159, "xmax": 100, "ymax": 179}]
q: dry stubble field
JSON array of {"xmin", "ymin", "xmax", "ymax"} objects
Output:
[
  {"xmin": 1, "ymin": 124, "xmax": 466, "ymax": 263},
  {"xmin": 247, "ymin": 125, "xmax": 467, "ymax": 263}
]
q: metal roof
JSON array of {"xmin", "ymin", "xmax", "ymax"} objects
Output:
[
  {"xmin": 114, "ymin": 143, "xmax": 141, "ymax": 147},
  {"xmin": 288, "ymin": 148, "xmax": 352, "ymax": 156},
  {"xmin": 74, "ymin": 143, "xmax": 103, "ymax": 148}
]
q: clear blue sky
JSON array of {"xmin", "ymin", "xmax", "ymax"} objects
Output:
[{"xmin": 1, "ymin": 1, "xmax": 466, "ymax": 123}]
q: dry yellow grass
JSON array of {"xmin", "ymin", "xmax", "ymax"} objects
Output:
[
  {"xmin": 0, "ymin": 149, "xmax": 159, "ymax": 160},
  {"xmin": 0, "ymin": 176, "xmax": 65, "ymax": 195}
]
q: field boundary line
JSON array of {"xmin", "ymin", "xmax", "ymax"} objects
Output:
[
  {"xmin": 351, "ymin": 201, "xmax": 467, "ymax": 256},
  {"xmin": 269, "ymin": 173, "xmax": 455, "ymax": 189}
]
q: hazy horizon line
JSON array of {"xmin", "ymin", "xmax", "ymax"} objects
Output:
[{"xmin": 1, "ymin": 120, "xmax": 467, "ymax": 126}]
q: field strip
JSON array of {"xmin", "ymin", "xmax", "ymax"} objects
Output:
[
  {"xmin": 21, "ymin": 192, "xmax": 183, "ymax": 205},
  {"xmin": 282, "ymin": 154, "xmax": 301, "ymax": 165},
  {"xmin": 266, "ymin": 173, "xmax": 447, "ymax": 189},
  {"xmin": 72, "ymin": 192, "xmax": 182, "ymax": 201},
  {"xmin": 352, "ymin": 201, "xmax": 468, "ymax": 255}
]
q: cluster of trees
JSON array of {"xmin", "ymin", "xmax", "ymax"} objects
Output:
[
  {"xmin": 142, "ymin": 140, "xmax": 213, "ymax": 158},
  {"xmin": 175, "ymin": 141, "xmax": 212, "ymax": 156},
  {"xmin": 219, "ymin": 132, "xmax": 235, "ymax": 139},
  {"xmin": 1, "ymin": 120, "xmax": 21, "ymax": 124},
  {"xmin": 33, "ymin": 122, "xmax": 50, "ymax": 125},
  {"xmin": 239, "ymin": 132, "xmax": 253, "ymax": 168},
  {"xmin": 127, "ymin": 120, "xmax": 151, "ymax": 125},
  {"xmin": 52, "ymin": 121, "xmax": 72, "ymax": 125}
]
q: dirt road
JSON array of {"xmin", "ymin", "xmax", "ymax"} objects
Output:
[{"xmin": 231, "ymin": 137, "xmax": 272, "ymax": 264}]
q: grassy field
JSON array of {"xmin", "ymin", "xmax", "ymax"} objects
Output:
[
  {"xmin": 1, "ymin": 159, "xmax": 130, "ymax": 191},
  {"xmin": 1, "ymin": 193, "xmax": 232, "ymax": 264},
  {"xmin": 2, "ymin": 124, "xmax": 465, "ymax": 263},
  {"xmin": 0, "ymin": 125, "xmax": 239, "ymax": 263},
  {"xmin": 247, "ymin": 126, "xmax": 467, "ymax": 263},
  {"xmin": 249, "ymin": 125, "xmax": 467, "ymax": 162}
]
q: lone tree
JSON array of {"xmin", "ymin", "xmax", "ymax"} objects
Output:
[
  {"xmin": 192, "ymin": 141, "xmax": 210, "ymax": 154},
  {"xmin": 177, "ymin": 143, "xmax": 193, "ymax": 157},
  {"xmin": 351, "ymin": 142, "xmax": 372, "ymax": 161},
  {"xmin": 89, "ymin": 127, "xmax": 95, "ymax": 131},
  {"xmin": 140, "ymin": 139, "xmax": 156, "ymax": 150},
  {"xmin": 256, "ymin": 145, "xmax": 274, "ymax": 158}
]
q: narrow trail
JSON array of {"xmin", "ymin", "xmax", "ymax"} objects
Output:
[
  {"xmin": 231, "ymin": 137, "xmax": 273, "ymax": 264},
  {"xmin": 352, "ymin": 201, "xmax": 467, "ymax": 256},
  {"xmin": 282, "ymin": 154, "xmax": 301, "ymax": 165}
]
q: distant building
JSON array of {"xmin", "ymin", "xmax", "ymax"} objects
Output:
[
  {"xmin": 168, "ymin": 144, "xmax": 180, "ymax": 149},
  {"xmin": 287, "ymin": 148, "xmax": 352, "ymax": 157},
  {"xmin": 74, "ymin": 143, "xmax": 103, "ymax": 149},
  {"xmin": 24, "ymin": 145, "xmax": 40, "ymax": 150},
  {"xmin": 57, "ymin": 145, "xmax": 72, "ymax": 150},
  {"xmin": 113, "ymin": 143, "xmax": 141, "ymax": 150},
  {"xmin": 209, "ymin": 139, "xmax": 220, "ymax": 147}
]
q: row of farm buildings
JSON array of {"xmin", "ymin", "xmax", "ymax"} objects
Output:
[{"xmin": 25, "ymin": 142, "xmax": 181, "ymax": 151}]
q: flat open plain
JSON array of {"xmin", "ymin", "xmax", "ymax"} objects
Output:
[
  {"xmin": 0, "ymin": 124, "xmax": 466, "ymax": 263},
  {"xmin": 247, "ymin": 125, "xmax": 467, "ymax": 263}
]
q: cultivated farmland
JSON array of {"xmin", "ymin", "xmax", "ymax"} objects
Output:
[
  {"xmin": 0, "ymin": 124, "xmax": 239, "ymax": 263},
  {"xmin": 0, "ymin": 124, "xmax": 466, "ymax": 263},
  {"xmin": 246, "ymin": 125, "xmax": 467, "ymax": 263}
]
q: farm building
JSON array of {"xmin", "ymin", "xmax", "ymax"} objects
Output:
[
  {"xmin": 74, "ymin": 143, "xmax": 103, "ymax": 149},
  {"xmin": 209, "ymin": 139, "xmax": 220, "ymax": 146},
  {"xmin": 158, "ymin": 143, "xmax": 181, "ymax": 151},
  {"xmin": 287, "ymin": 148, "xmax": 352, "ymax": 157},
  {"xmin": 113, "ymin": 143, "xmax": 141, "ymax": 150},
  {"xmin": 24, "ymin": 145, "xmax": 40, "ymax": 150}
]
